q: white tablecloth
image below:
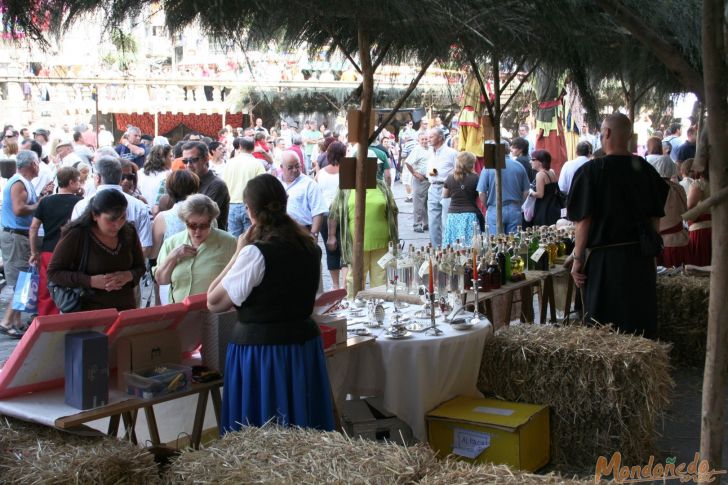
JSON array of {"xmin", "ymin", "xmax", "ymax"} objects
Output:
[{"xmin": 329, "ymin": 305, "xmax": 492, "ymax": 441}]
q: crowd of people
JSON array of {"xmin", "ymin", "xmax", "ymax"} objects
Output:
[{"xmin": 0, "ymin": 109, "xmax": 712, "ymax": 429}]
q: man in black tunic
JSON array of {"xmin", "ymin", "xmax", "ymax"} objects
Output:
[{"xmin": 567, "ymin": 113, "xmax": 668, "ymax": 338}]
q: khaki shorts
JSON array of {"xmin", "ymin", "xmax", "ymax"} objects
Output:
[{"xmin": 0, "ymin": 230, "xmax": 30, "ymax": 288}]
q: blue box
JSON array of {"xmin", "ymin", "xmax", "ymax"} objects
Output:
[{"xmin": 65, "ymin": 331, "xmax": 109, "ymax": 410}]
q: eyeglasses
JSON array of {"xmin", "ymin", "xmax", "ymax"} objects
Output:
[
  {"xmin": 186, "ymin": 222, "xmax": 211, "ymax": 231},
  {"xmin": 182, "ymin": 157, "xmax": 201, "ymax": 164},
  {"xmin": 4, "ymin": 135, "xmax": 14, "ymax": 139},
  {"xmin": 121, "ymin": 174, "xmax": 136, "ymax": 181}
]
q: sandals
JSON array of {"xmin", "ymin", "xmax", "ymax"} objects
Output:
[{"xmin": 0, "ymin": 325, "xmax": 25, "ymax": 339}]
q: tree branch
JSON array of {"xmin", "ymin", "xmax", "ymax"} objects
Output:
[
  {"xmin": 502, "ymin": 62, "xmax": 539, "ymax": 112},
  {"xmin": 501, "ymin": 58, "xmax": 525, "ymax": 92},
  {"xmin": 323, "ymin": 24, "xmax": 362, "ymax": 74},
  {"xmin": 463, "ymin": 44, "xmax": 494, "ymax": 122},
  {"xmin": 372, "ymin": 42, "xmax": 392, "ymax": 71},
  {"xmin": 595, "ymin": 0, "xmax": 704, "ymax": 99},
  {"xmin": 368, "ymin": 57, "xmax": 435, "ymax": 144}
]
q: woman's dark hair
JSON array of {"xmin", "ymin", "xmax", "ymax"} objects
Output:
[
  {"xmin": 63, "ymin": 189, "xmax": 128, "ymax": 234},
  {"xmin": 208, "ymin": 141, "xmax": 223, "ymax": 152},
  {"xmin": 243, "ymin": 174, "xmax": 317, "ymax": 251},
  {"xmin": 144, "ymin": 144, "xmax": 172, "ymax": 175},
  {"xmin": 166, "ymin": 170, "xmax": 200, "ymax": 203},
  {"xmin": 326, "ymin": 141, "xmax": 346, "ymax": 166},
  {"xmin": 646, "ymin": 136, "xmax": 663, "ymax": 155},
  {"xmin": 121, "ymin": 160, "xmax": 138, "ymax": 186},
  {"xmin": 531, "ymin": 149, "xmax": 552, "ymax": 170}
]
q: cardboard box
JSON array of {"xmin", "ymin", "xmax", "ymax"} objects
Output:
[
  {"xmin": 65, "ymin": 331, "xmax": 109, "ymax": 410},
  {"xmin": 342, "ymin": 397, "xmax": 414, "ymax": 446},
  {"xmin": 201, "ymin": 310, "xmax": 236, "ymax": 373},
  {"xmin": 426, "ymin": 396, "xmax": 549, "ymax": 472},
  {"xmin": 116, "ymin": 330, "xmax": 180, "ymax": 390},
  {"xmin": 312, "ymin": 313, "xmax": 347, "ymax": 344}
]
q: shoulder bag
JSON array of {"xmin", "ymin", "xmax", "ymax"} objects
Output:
[{"xmin": 48, "ymin": 232, "xmax": 91, "ymax": 313}]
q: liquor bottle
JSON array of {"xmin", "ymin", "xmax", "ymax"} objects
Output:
[
  {"xmin": 385, "ymin": 241, "xmax": 398, "ymax": 292},
  {"xmin": 536, "ymin": 238, "xmax": 550, "ymax": 271},
  {"xmin": 397, "ymin": 245, "xmax": 415, "ymax": 294},
  {"xmin": 478, "ymin": 256, "xmax": 491, "ymax": 292},
  {"xmin": 450, "ymin": 251, "xmax": 465, "ymax": 294},
  {"xmin": 547, "ymin": 237, "xmax": 558, "ymax": 268},
  {"xmin": 436, "ymin": 255, "xmax": 449, "ymax": 295},
  {"xmin": 496, "ymin": 243, "xmax": 509, "ymax": 285},
  {"xmin": 413, "ymin": 250, "xmax": 423, "ymax": 290},
  {"xmin": 557, "ymin": 232, "xmax": 567, "ymax": 257},
  {"xmin": 511, "ymin": 252, "xmax": 524, "ymax": 277},
  {"xmin": 518, "ymin": 233, "xmax": 530, "ymax": 271},
  {"xmin": 528, "ymin": 231, "xmax": 540, "ymax": 263},
  {"xmin": 463, "ymin": 252, "xmax": 473, "ymax": 290},
  {"xmin": 487, "ymin": 255, "xmax": 502, "ymax": 290}
]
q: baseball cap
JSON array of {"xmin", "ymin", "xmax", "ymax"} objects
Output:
[{"xmin": 33, "ymin": 128, "xmax": 50, "ymax": 138}]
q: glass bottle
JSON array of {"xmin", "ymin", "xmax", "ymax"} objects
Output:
[
  {"xmin": 547, "ymin": 237, "xmax": 558, "ymax": 268},
  {"xmin": 537, "ymin": 238, "xmax": 550, "ymax": 271},
  {"xmin": 477, "ymin": 256, "xmax": 490, "ymax": 292},
  {"xmin": 557, "ymin": 232, "xmax": 567, "ymax": 257},
  {"xmin": 518, "ymin": 233, "xmax": 530, "ymax": 272},
  {"xmin": 496, "ymin": 243, "xmax": 510, "ymax": 285},
  {"xmin": 436, "ymin": 255, "xmax": 449, "ymax": 295},
  {"xmin": 463, "ymin": 252, "xmax": 473, "ymax": 290},
  {"xmin": 385, "ymin": 241, "xmax": 398, "ymax": 292},
  {"xmin": 487, "ymin": 255, "xmax": 501, "ymax": 290}
]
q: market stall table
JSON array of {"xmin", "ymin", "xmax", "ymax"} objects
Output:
[
  {"xmin": 330, "ymin": 303, "xmax": 493, "ymax": 441},
  {"xmin": 0, "ymin": 336, "xmax": 374, "ymax": 447}
]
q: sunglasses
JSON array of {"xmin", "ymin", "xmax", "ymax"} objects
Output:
[
  {"xmin": 121, "ymin": 174, "xmax": 136, "ymax": 181},
  {"xmin": 182, "ymin": 157, "xmax": 201, "ymax": 164},
  {"xmin": 186, "ymin": 222, "xmax": 211, "ymax": 231}
]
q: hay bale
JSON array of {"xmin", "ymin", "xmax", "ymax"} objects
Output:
[
  {"xmin": 166, "ymin": 424, "xmax": 440, "ymax": 484},
  {"xmin": 655, "ymin": 275, "xmax": 709, "ymax": 366},
  {"xmin": 477, "ymin": 325, "xmax": 673, "ymax": 470},
  {"xmin": 0, "ymin": 415, "xmax": 160, "ymax": 484},
  {"xmin": 419, "ymin": 460, "xmax": 600, "ymax": 484}
]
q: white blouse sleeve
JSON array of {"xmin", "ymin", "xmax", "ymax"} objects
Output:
[{"xmin": 221, "ymin": 245, "xmax": 266, "ymax": 306}]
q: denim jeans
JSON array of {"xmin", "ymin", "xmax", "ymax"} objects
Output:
[
  {"xmin": 228, "ymin": 203, "xmax": 251, "ymax": 238},
  {"xmin": 486, "ymin": 203, "xmax": 522, "ymax": 235}
]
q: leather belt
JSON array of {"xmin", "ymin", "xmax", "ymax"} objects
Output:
[{"xmin": 3, "ymin": 228, "xmax": 29, "ymax": 237}]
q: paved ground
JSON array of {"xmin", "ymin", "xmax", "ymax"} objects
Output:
[{"xmin": 0, "ymin": 178, "xmax": 726, "ymax": 477}]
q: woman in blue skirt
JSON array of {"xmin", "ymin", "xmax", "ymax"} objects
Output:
[
  {"xmin": 207, "ymin": 173, "xmax": 334, "ymax": 433},
  {"xmin": 443, "ymin": 151, "xmax": 482, "ymax": 247}
]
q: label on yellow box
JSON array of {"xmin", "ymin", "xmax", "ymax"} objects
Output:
[{"xmin": 452, "ymin": 428, "xmax": 491, "ymax": 459}]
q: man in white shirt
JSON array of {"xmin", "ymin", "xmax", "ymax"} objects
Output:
[
  {"xmin": 97, "ymin": 125, "xmax": 115, "ymax": 148},
  {"xmin": 426, "ymin": 127, "xmax": 457, "ymax": 247},
  {"xmin": 55, "ymin": 136, "xmax": 84, "ymax": 167},
  {"xmin": 72, "ymin": 156, "xmax": 152, "ymax": 255},
  {"xmin": 280, "ymin": 151, "xmax": 327, "ymax": 239},
  {"xmin": 558, "ymin": 141, "xmax": 593, "ymax": 195}
]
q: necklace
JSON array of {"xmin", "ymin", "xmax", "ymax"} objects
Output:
[{"xmin": 90, "ymin": 230, "xmax": 121, "ymax": 256}]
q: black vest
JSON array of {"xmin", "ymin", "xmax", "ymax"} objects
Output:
[{"xmin": 230, "ymin": 239, "xmax": 321, "ymax": 345}]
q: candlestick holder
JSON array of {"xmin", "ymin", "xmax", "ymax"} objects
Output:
[
  {"xmin": 469, "ymin": 278, "xmax": 482, "ymax": 324},
  {"xmin": 426, "ymin": 290, "xmax": 443, "ymax": 336}
]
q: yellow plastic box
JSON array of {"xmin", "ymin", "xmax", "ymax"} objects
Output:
[{"xmin": 426, "ymin": 396, "xmax": 549, "ymax": 472}]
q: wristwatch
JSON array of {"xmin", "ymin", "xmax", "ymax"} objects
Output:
[{"xmin": 573, "ymin": 253, "xmax": 584, "ymax": 261}]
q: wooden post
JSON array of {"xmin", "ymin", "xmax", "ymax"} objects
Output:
[
  {"xmin": 352, "ymin": 25, "xmax": 374, "ymax": 296},
  {"xmin": 94, "ymin": 84, "xmax": 100, "ymax": 147},
  {"xmin": 492, "ymin": 56, "xmax": 504, "ymax": 235},
  {"xmin": 154, "ymin": 111, "xmax": 159, "ymax": 137},
  {"xmin": 699, "ymin": 0, "xmax": 728, "ymax": 474}
]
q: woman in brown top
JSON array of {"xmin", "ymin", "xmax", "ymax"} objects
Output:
[{"xmin": 47, "ymin": 189, "xmax": 146, "ymax": 311}]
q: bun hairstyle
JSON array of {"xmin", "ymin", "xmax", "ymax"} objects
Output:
[{"xmin": 243, "ymin": 174, "xmax": 316, "ymax": 250}]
